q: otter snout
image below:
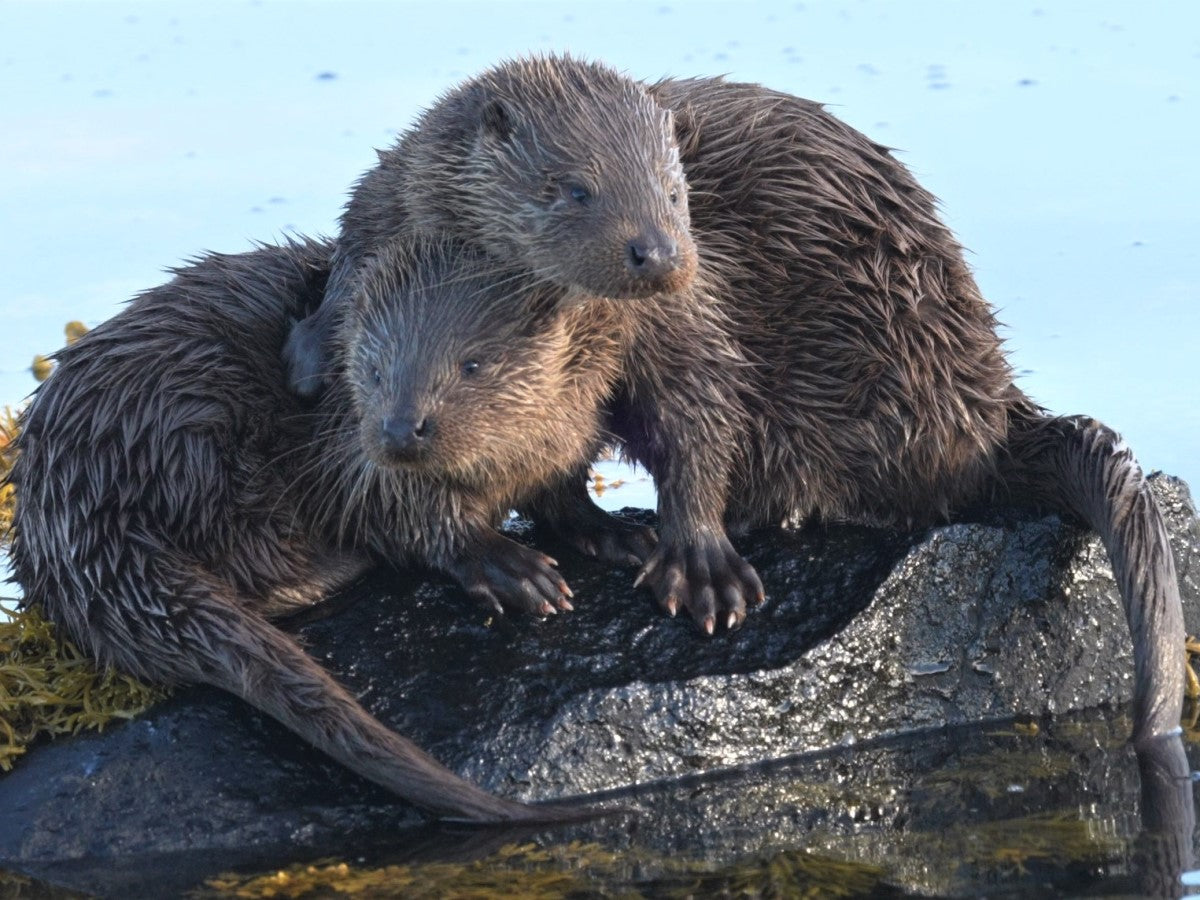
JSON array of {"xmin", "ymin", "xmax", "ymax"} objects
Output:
[
  {"xmin": 625, "ymin": 229, "xmax": 680, "ymax": 281},
  {"xmin": 379, "ymin": 414, "xmax": 435, "ymax": 464}
]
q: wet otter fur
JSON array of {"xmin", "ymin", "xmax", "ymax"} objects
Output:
[
  {"xmin": 606, "ymin": 76, "xmax": 1183, "ymax": 742},
  {"xmin": 286, "ymin": 59, "xmax": 1183, "ymax": 743},
  {"xmin": 8, "ymin": 236, "xmax": 629, "ymax": 821},
  {"xmin": 285, "ymin": 54, "xmax": 696, "ymax": 398}
]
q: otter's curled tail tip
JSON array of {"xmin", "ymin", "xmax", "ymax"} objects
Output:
[
  {"xmin": 187, "ymin": 596, "xmax": 579, "ymax": 823},
  {"xmin": 1001, "ymin": 412, "xmax": 1186, "ymax": 745}
]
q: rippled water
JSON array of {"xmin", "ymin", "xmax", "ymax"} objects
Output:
[{"xmin": 2, "ymin": 1, "xmax": 1197, "ymax": 894}]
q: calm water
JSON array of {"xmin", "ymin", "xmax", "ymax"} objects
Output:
[
  {"xmin": 2, "ymin": 1, "xmax": 1198, "ymax": 894},
  {"xmin": 2, "ymin": 1, "xmax": 1196, "ymax": 482}
]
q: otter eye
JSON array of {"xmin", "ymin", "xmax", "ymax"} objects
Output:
[
  {"xmin": 568, "ymin": 184, "xmax": 591, "ymax": 205},
  {"xmin": 461, "ymin": 360, "xmax": 480, "ymax": 377},
  {"xmin": 371, "ymin": 368, "xmax": 382, "ymax": 385},
  {"xmin": 669, "ymin": 190, "xmax": 679, "ymax": 205}
]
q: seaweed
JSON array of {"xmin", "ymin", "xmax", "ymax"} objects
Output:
[
  {"xmin": 0, "ymin": 605, "xmax": 165, "ymax": 771},
  {"xmin": 0, "ymin": 406, "xmax": 16, "ymax": 552},
  {"xmin": 198, "ymin": 841, "xmax": 891, "ymax": 899}
]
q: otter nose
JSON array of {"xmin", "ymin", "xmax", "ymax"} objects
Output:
[
  {"xmin": 626, "ymin": 230, "xmax": 680, "ymax": 279},
  {"xmin": 380, "ymin": 415, "xmax": 434, "ymax": 458}
]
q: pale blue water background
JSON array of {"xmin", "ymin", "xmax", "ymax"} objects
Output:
[
  {"xmin": 3, "ymin": 0, "xmax": 1197, "ymax": 601},
  {"xmin": 2, "ymin": 0, "xmax": 1196, "ymax": 486}
]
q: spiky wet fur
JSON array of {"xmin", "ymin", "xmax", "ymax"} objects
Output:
[
  {"xmin": 285, "ymin": 54, "xmax": 695, "ymax": 397},
  {"xmin": 8, "ymin": 237, "xmax": 622, "ymax": 821},
  {"xmin": 289, "ymin": 61, "xmax": 1182, "ymax": 742},
  {"xmin": 617, "ymin": 76, "xmax": 1182, "ymax": 741}
]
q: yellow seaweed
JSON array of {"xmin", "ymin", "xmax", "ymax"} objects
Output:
[
  {"xmin": 0, "ymin": 406, "xmax": 16, "ymax": 550},
  {"xmin": 0, "ymin": 605, "xmax": 165, "ymax": 772},
  {"xmin": 198, "ymin": 841, "xmax": 888, "ymax": 900}
]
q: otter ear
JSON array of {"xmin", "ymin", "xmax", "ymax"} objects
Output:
[
  {"xmin": 668, "ymin": 105, "xmax": 700, "ymax": 156},
  {"xmin": 480, "ymin": 99, "xmax": 515, "ymax": 141}
]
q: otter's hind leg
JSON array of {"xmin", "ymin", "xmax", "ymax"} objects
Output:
[{"xmin": 256, "ymin": 551, "xmax": 373, "ymax": 619}]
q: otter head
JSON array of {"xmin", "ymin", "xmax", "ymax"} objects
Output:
[
  {"xmin": 339, "ymin": 238, "xmax": 587, "ymax": 489},
  {"xmin": 433, "ymin": 55, "xmax": 698, "ymax": 300}
]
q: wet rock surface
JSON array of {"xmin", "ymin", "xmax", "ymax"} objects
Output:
[{"xmin": 1, "ymin": 475, "xmax": 1197, "ymax": 895}]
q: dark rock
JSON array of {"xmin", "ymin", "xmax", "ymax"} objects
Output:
[{"xmin": 0, "ymin": 475, "xmax": 1197, "ymax": 893}]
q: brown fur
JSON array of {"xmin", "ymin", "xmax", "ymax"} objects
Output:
[
  {"xmin": 289, "ymin": 60, "xmax": 1184, "ymax": 743},
  {"xmin": 285, "ymin": 54, "xmax": 696, "ymax": 397},
  {"xmin": 8, "ymin": 237, "xmax": 629, "ymax": 821},
  {"xmin": 613, "ymin": 76, "xmax": 1182, "ymax": 741}
]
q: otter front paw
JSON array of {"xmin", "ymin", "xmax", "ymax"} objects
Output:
[
  {"xmin": 448, "ymin": 532, "xmax": 574, "ymax": 618},
  {"xmin": 634, "ymin": 530, "xmax": 765, "ymax": 634}
]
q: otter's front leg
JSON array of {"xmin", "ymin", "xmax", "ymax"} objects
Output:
[
  {"xmin": 437, "ymin": 527, "xmax": 576, "ymax": 618},
  {"xmin": 522, "ymin": 468, "xmax": 658, "ymax": 567},
  {"xmin": 633, "ymin": 462, "xmax": 765, "ymax": 634},
  {"xmin": 616, "ymin": 294, "xmax": 765, "ymax": 634}
]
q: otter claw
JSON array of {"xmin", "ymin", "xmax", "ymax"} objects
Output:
[
  {"xmin": 636, "ymin": 531, "xmax": 763, "ymax": 633},
  {"xmin": 477, "ymin": 592, "xmax": 504, "ymax": 617},
  {"xmin": 449, "ymin": 532, "xmax": 574, "ymax": 618}
]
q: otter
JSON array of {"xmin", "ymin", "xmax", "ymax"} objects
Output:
[
  {"xmin": 8, "ymin": 236, "xmax": 634, "ymax": 822},
  {"xmin": 289, "ymin": 63, "xmax": 1184, "ymax": 745},
  {"xmin": 284, "ymin": 53, "xmax": 719, "ymax": 572},
  {"xmin": 592, "ymin": 75, "xmax": 1182, "ymax": 744}
]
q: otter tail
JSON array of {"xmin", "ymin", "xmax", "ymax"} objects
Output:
[
  {"xmin": 182, "ymin": 595, "xmax": 585, "ymax": 823},
  {"xmin": 999, "ymin": 411, "xmax": 1185, "ymax": 745}
]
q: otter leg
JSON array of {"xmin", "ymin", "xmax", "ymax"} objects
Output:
[
  {"xmin": 522, "ymin": 468, "xmax": 658, "ymax": 567},
  {"xmin": 437, "ymin": 527, "xmax": 575, "ymax": 618},
  {"xmin": 256, "ymin": 551, "xmax": 373, "ymax": 619},
  {"xmin": 616, "ymin": 294, "xmax": 765, "ymax": 634}
]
